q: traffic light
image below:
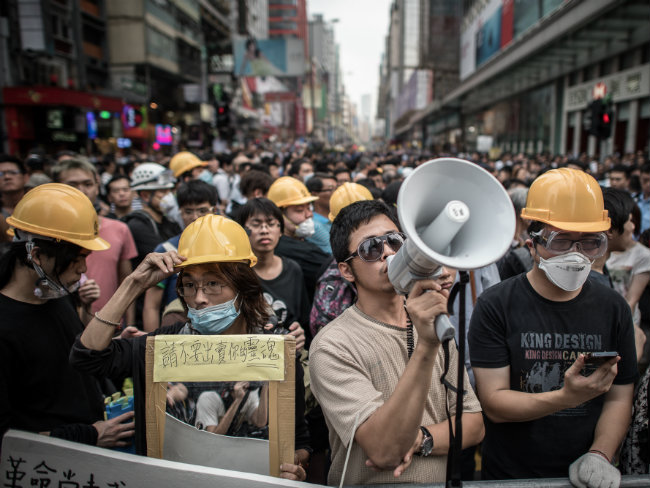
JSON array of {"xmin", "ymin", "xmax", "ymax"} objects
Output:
[{"xmin": 587, "ymin": 99, "xmax": 613, "ymax": 139}]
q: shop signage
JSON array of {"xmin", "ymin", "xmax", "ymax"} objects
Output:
[
  {"xmin": 51, "ymin": 131, "xmax": 77, "ymax": 142},
  {"xmin": 565, "ymin": 64, "xmax": 650, "ymax": 111},
  {"xmin": 46, "ymin": 110, "xmax": 63, "ymax": 129}
]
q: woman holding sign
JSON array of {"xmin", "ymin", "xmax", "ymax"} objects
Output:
[{"xmin": 71, "ymin": 214, "xmax": 311, "ymax": 481}]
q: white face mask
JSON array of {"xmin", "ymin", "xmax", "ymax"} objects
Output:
[
  {"xmin": 294, "ymin": 217, "xmax": 315, "ymax": 238},
  {"xmin": 538, "ymin": 252, "xmax": 592, "ymax": 291},
  {"xmin": 159, "ymin": 192, "xmax": 177, "ymax": 216}
]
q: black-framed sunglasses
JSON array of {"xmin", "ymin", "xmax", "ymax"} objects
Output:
[{"xmin": 344, "ymin": 232, "xmax": 406, "ymax": 263}]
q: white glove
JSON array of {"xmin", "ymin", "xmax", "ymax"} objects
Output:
[{"xmin": 569, "ymin": 452, "xmax": 621, "ymax": 488}]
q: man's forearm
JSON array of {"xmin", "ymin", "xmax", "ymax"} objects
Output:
[
  {"xmin": 590, "ymin": 384, "xmax": 634, "ymax": 460},
  {"xmin": 355, "ymin": 341, "xmax": 440, "ymax": 469},
  {"xmin": 428, "ymin": 412, "xmax": 484, "ymax": 455},
  {"xmin": 481, "ymin": 388, "xmax": 575, "ymax": 423}
]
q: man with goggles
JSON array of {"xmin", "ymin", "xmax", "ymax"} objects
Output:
[
  {"xmin": 309, "ymin": 200, "xmax": 483, "ymax": 485},
  {"xmin": 469, "ymin": 168, "xmax": 637, "ymax": 487}
]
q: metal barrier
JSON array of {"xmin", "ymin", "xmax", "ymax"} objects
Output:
[{"xmin": 355, "ymin": 475, "xmax": 649, "ymax": 487}]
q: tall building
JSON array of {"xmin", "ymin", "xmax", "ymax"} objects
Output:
[
  {"xmin": 392, "ymin": 0, "xmax": 649, "ymax": 156},
  {"xmin": 308, "ymin": 14, "xmax": 339, "ymax": 141},
  {"xmin": 377, "ymin": 0, "xmax": 458, "ymax": 142},
  {"xmin": 1, "ymin": 0, "xmax": 124, "ymax": 154}
]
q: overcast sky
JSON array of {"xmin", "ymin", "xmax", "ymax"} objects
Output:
[{"xmin": 308, "ymin": 0, "xmax": 393, "ymax": 116}]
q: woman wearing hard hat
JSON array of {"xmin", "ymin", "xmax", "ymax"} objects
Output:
[
  {"xmin": 0, "ymin": 184, "xmax": 134, "ymax": 450},
  {"xmin": 71, "ymin": 214, "xmax": 311, "ymax": 480}
]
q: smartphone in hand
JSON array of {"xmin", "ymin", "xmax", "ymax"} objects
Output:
[{"xmin": 583, "ymin": 351, "xmax": 618, "ymax": 364}]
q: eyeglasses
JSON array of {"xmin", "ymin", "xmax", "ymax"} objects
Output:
[
  {"xmin": 532, "ymin": 230, "xmax": 607, "ymax": 258},
  {"xmin": 247, "ymin": 219, "xmax": 281, "ymax": 230},
  {"xmin": 178, "ymin": 280, "xmax": 225, "ymax": 297},
  {"xmin": 0, "ymin": 170, "xmax": 21, "ymax": 177},
  {"xmin": 181, "ymin": 206, "xmax": 213, "ymax": 217},
  {"xmin": 344, "ymin": 232, "xmax": 406, "ymax": 263}
]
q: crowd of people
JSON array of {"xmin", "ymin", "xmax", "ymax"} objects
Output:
[{"xmin": 0, "ymin": 142, "xmax": 649, "ymax": 487}]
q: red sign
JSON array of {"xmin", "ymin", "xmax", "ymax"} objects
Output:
[
  {"xmin": 593, "ymin": 83, "xmax": 607, "ymax": 100},
  {"xmin": 264, "ymin": 92, "xmax": 296, "ymax": 103},
  {"xmin": 295, "ymin": 102, "xmax": 306, "ymax": 136}
]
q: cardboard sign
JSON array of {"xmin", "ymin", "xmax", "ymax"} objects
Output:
[
  {"xmin": 1, "ymin": 430, "xmax": 315, "ymax": 488},
  {"xmin": 153, "ymin": 335, "xmax": 285, "ymax": 382},
  {"xmin": 145, "ymin": 336, "xmax": 295, "ymax": 478},
  {"xmin": 163, "ymin": 414, "xmax": 269, "ymax": 475}
]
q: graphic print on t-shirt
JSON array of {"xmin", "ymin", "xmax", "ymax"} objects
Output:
[
  {"xmin": 263, "ymin": 292, "xmax": 289, "ymax": 327},
  {"xmin": 520, "ymin": 330, "xmax": 604, "ymax": 416}
]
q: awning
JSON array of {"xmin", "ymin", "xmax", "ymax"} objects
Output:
[{"xmin": 3, "ymin": 86, "xmax": 124, "ymax": 112}]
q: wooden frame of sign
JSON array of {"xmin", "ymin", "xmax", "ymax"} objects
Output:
[{"xmin": 144, "ymin": 334, "xmax": 295, "ymax": 478}]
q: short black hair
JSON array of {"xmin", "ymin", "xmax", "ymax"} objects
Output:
[
  {"xmin": 0, "ymin": 154, "xmax": 26, "ymax": 174},
  {"xmin": 239, "ymin": 170, "xmax": 274, "ymax": 198},
  {"xmin": 381, "ymin": 180, "xmax": 402, "ymax": 207},
  {"xmin": 640, "ymin": 163, "xmax": 650, "ymax": 175},
  {"xmin": 305, "ymin": 173, "xmax": 335, "ymax": 193},
  {"xmin": 177, "ymin": 180, "xmax": 218, "ymax": 208},
  {"xmin": 106, "ymin": 174, "xmax": 131, "ymax": 192},
  {"xmin": 602, "ymin": 187, "xmax": 635, "ymax": 234},
  {"xmin": 609, "ymin": 165, "xmax": 630, "ymax": 177},
  {"xmin": 330, "ymin": 200, "xmax": 400, "ymax": 263},
  {"xmin": 527, "ymin": 220, "xmax": 545, "ymax": 238},
  {"xmin": 235, "ymin": 197, "xmax": 284, "ymax": 234}
]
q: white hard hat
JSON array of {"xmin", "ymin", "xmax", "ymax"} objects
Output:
[{"xmin": 130, "ymin": 163, "xmax": 176, "ymax": 191}]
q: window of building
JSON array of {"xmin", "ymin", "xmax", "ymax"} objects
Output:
[
  {"xmin": 147, "ymin": 26, "xmax": 177, "ymax": 61},
  {"xmin": 620, "ymin": 50, "xmax": 636, "ymax": 70},
  {"xmin": 269, "ymin": 8, "xmax": 296, "ymax": 18}
]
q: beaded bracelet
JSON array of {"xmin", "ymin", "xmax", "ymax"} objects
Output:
[{"xmin": 94, "ymin": 312, "xmax": 121, "ymax": 329}]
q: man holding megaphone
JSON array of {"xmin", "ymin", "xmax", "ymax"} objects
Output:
[
  {"xmin": 469, "ymin": 168, "xmax": 637, "ymax": 487},
  {"xmin": 309, "ymin": 200, "xmax": 484, "ymax": 486}
]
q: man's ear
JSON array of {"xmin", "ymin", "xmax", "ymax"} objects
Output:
[
  {"xmin": 525, "ymin": 238, "xmax": 535, "ymax": 254},
  {"xmin": 338, "ymin": 261, "xmax": 355, "ymax": 283},
  {"xmin": 28, "ymin": 246, "xmax": 42, "ymax": 266},
  {"xmin": 605, "ymin": 228, "xmax": 615, "ymax": 240}
]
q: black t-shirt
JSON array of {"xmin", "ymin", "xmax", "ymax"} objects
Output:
[
  {"xmin": 258, "ymin": 257, "xmax": 310, "ymax": 333},
  {"xmin": 275, "ymin": 235, "xmax": 329, "ymax": 303},
  {"xmin": 0, "ymin": 294, "xmax": 104, "ymax": 446},
  {"xmin": 125, "ymin": 210, "xmax": 181, "ymax": 268},
  {"xmin": 469, "ymin": 274, "xmax": 638, "ymax": 480}
]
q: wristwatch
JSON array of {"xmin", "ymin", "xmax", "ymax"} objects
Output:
[{"xmin": 416, "ymin": 426, "xmax": 434, "ymax": 457}]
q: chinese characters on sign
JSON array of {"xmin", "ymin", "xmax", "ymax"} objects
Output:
[
  {"xmin": 153, "ymin": 335, "xmax": 286, "ymax": 382},
  {"xmin": 4, "ymin": 456, "xmax": 127, "ymax": 488}
]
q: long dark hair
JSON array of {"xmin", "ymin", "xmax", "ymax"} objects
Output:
[
  {"xmin": 0, "ymin": 238, "xmax": 83, "ymax": 290},
  {"xmin": 176, "ymin": 262, "xmax": 270, "ymax": 332}
]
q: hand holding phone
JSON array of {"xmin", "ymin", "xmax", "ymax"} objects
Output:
[{"xmin": 583, "ymin": 351, "xmax": 618, "ymax": 365}]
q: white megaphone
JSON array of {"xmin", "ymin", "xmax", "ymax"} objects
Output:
[{"xmin": 387, "ymin": 158, "xmax": 516, "ymax": 342}]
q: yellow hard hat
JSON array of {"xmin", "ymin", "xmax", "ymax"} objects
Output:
[
  {"xmin": 328, "ymin": 182, "xmax": 373, "ymax": 221},
  {"xmin": 169, "ymin": 151, "xmax": 207, "ymax": 178},
  {"xmin": 521, "ymin": 168, "xmax": 610, "ymax": 232},
  {"xmin": 267, "ymin": 176, "xmax": 318, "ymax": 208},
  {"xmin": 6, "ymin": 183, "xmax": 110, "ymax": 251},
  {"xmin": 176, "ymin": 214, "xmax": 257, "ymax": 268}
]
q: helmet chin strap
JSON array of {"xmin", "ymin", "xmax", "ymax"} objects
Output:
[{"xmin": 25, "ymin": 240, "xmax": 78, "ymax": 299}]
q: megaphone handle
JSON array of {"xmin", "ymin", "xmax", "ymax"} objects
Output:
[{"xmin": 435, "ymin": 314, "xmax": 455, "ymax": 342}]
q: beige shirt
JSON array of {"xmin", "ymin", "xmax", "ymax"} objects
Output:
[{"xmin": 310, "ymin": 305, "xmax": 481, "ymax": 486}]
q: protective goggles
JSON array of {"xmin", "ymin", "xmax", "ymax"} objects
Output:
[
  {"xmin": 344, "ymin": 232, "xmax": 406, "ymax": 263},
  {"xmin": 531, "ymin": 230, "xmax": 607, "ymax": 259}
]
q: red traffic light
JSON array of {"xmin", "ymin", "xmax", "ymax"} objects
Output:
[
  {"xmin": 218, "ymin": 107, "xmax": 225, "ymax": 114},
  {"xmin": 603, "ymin": 113, "xmax": 610, "ymax": 123}
]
